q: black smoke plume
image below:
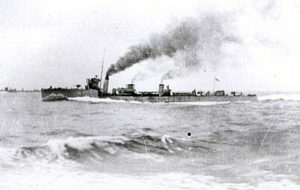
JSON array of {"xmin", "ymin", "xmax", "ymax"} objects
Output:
[
  {"xmin": 106, "ymin": 18, "xmax": 200, "ymax": 77},
  {"xmin": 106, "ymin": 14, "xmax": 239, "ymax": 78}
]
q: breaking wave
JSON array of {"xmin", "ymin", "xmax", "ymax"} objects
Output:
[
  {"xmin": 14, "ymin": 135, "xmax": 196, "ymax": 163},
  {"xmin": 258, "ymin": 93, "xmax": 300, "ymax": 101}
]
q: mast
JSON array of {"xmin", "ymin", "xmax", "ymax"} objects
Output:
[{"xmin": 99, "ymin": 48, "xmax": 105, "ymax": 90}]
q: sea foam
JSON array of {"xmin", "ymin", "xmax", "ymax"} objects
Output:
[
  {"xmin": 67, "ymin": 96, "xmax": 232, "ymax": 106},
  {"xmin": 258, "ymin": 93, "xmax": 300, "ymax": 101},
  {"xmin": 170, "ymin": 101, "xmax": 231, "ymax": 106},
  {"xmin": 67, "ymin": 96, "xmax": 142, "ymax": 104}
]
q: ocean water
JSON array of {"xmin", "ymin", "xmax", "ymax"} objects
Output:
[{"xmin": 1, "ymin": 92, "xmax": 300, "ymax": 190}]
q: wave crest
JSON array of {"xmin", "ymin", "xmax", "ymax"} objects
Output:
[{"xmin": 14, "ymin": 135, "xmax": 185, "ymax": 162}]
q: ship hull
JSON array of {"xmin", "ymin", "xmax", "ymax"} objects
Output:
[
  {"xmin": 41, "ymin": 89, "xmax": 257, "ymax": 102},
  {"xmin": 104, "ymin": 95, "xmax": 257, "ymax": 102},
  {"xmin": 41, "ymin": 88, "xmax": 98, "ymax": 101}
]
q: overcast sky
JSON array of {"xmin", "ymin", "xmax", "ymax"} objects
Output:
[{"xmin": 0, "ymin": 0, "xmax": 300, "ymax": 92}]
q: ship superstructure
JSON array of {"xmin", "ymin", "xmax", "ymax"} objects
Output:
[
  {"xmin": 41, "ymin": 51, "xmax": 257, "ymax": 102},
  {"xmin": 97, "ymin": 76, "xmax": 257, "ymax": 102},
  {"xmin": 41, "ymin": 74, "xmax": 256, "ymax": 102}
]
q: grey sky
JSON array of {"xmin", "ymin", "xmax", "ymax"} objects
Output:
[{"xmin": 0, "ymin": 0, "xmax": 299, "ymax": 92}]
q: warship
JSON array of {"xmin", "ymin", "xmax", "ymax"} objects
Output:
[
  {"xmin": 41, "ymin": 73, "xmax": 257, "ymax": 102},
  {"xmin": 41, "ymin": 50, "xmax": 257, "ymax": 102}
]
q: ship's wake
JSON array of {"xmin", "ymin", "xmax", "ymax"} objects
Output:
[
  {"xmin": 67, "ymin": 96, "xmax": 141, "ymax": 104},
  {"xmin": 258, "ymin": 93, "xmax": 300, "ymax": 101},
  {"xmin": 58, "ymin": 93, "xmax": 300, "ymax": 107},
  {"xmin": 170, "ymin": 101, "xmax": 231, "ymax": 106},
  {"xmin": 67, "ymin": 96, "xmax": 233, "ymax": 106}
]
